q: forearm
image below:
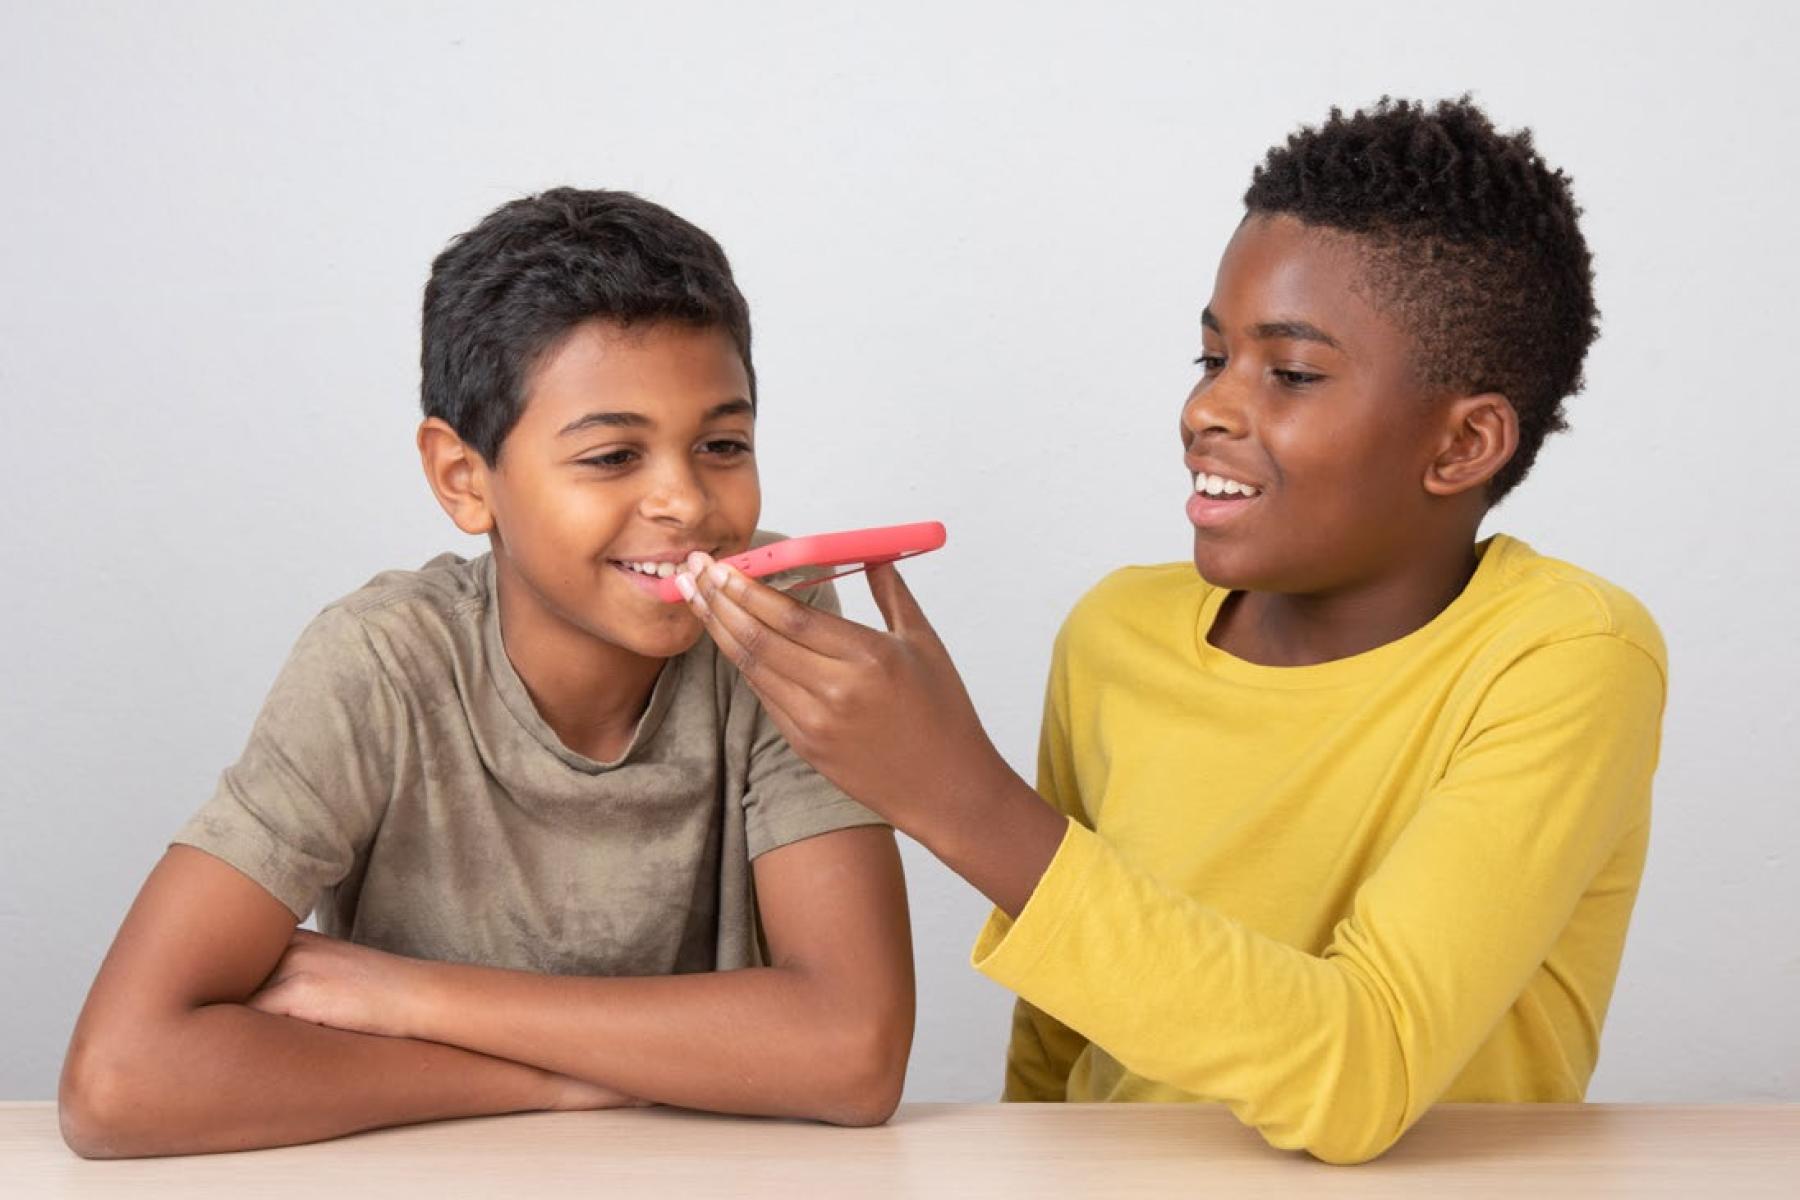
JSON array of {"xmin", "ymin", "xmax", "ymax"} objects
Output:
[
  {"xmin": 61, "ymin": 1000, "xmax": 563, "ymax": 1158},
  {"xmin": 904, "ymin": 760, "xmax": 1069, "ymax": 920},
  {"xmin": 409, "ymin": 962, "xmax": 900, "ymax": 1125},
  {"xmin": 972, "ymin": 823, "xmax": 1411, "ymax": 1162}
]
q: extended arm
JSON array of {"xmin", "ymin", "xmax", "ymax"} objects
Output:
[{"xmin": 675, "ymin": 557, "xmax": 1664, "ymax": 1163}]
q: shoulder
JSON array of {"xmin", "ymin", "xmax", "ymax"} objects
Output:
[
  {"xmin": 332, "ymin": 551, "xmax": 490, "ymax": 625},
  {"xmin": 296, "ymin": 552, "xmax": 491, "ymax": 701},
  {"xmin": 1477, "ymin": 536, "xmax": 1667, "ymax": 684},
  {"xmin": 1055, "ymin": 561, "xmax": 1210, "ymax": 663}
]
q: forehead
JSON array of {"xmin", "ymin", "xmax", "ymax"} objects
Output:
[
  {"xmin": 1208, "ymin": 215, "xmax": 1408, "ymax": 356},
  {"xmin": 519, "ymin": 320, "xmax": 751, "ymax": 430}
]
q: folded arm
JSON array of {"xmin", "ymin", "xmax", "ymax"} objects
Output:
[
  {"xmin": 59, "ymin": 846, "xmax": 628, "ymax": 1159},
  {"xmin": 251, "ymin": 824, "xmax": 915, "ymax": 1127}
]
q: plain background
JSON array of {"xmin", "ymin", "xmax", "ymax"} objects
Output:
[{"xmin": 2, "ymin": 1, "xmax": 1796, "ymax": 1105}]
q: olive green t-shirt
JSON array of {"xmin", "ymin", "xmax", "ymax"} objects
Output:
[{"xmin": 174, "ymin": 546, "xmax": 882, "ymax": 975}]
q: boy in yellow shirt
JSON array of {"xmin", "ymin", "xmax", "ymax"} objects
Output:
[{"xmin": 676, "ymin": 97, "xmax": 1667, "ymax": 1163}]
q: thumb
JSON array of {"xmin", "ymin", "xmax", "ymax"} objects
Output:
[{"xmin": 865, "ymin": 561, "xmax": 939, "ymax": 647}]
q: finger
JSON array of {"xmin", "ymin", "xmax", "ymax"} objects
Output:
[
  {"xmin": 698, "ymin": 555, "xmax": 873, "ymax": 660},
  {"xmin": 246, "ymin": 979, "xmax": 292, "ymax": 1015},
  {"xmin": 682, "ymin": 564, "xmax": 821, "ymax": 720},
  {"xmin": 692, "ymin": 558, "xmax": 856, "ymax": 685},
  {"xmin": 696, "ymin": 606, "xmax": 822, "ymax": 752},
  {"xmin": 248, "ymin": 974, "xmax": 284, "ymax": 1000},
  {"xmin": 866, "ymin": 562, "xmax": 946, "ymax": 651}
]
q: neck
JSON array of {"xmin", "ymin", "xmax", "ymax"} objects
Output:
[
  {"xmin": 1211, "ymin": 534, "xmax": 1485, "ymax": 668},
  {"xmin": 493, "ymin": 555, "xmax": 666, "ymax": 761}
]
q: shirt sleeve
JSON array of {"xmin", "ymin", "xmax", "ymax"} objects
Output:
[
  {"xmin": 1001, "ymin": 623, "xmax": 1091, "ymax": 1101},
  {"xmin": 971, "ymin": 633, "xmax": 1666, "ymax": 1163},
  {"xmin": 739, "ymin": 576, "xmax": 888, "ymax": 859},
  {"xmin": 172, "ymin": 605, "xmax": 404, "ymax": 918}
]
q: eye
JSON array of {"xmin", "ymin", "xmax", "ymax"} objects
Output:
[
  {"xmin": 578, "ymin": 449, "xmax": 639, "ymax": 469},
  {"xmin": 1193, "ymin": 353, "xmax": 1226, "ymax": 374},
  {"xmin": 700, "ymin": 438, "xmax": 752, "ymax": 460},
  {"xmin": 1272, "ymin": 368, "xmax": 1325, "ymax": 388}
]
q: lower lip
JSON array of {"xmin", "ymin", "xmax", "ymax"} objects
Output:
[
  {"xmin": 1185, "ymin": 491, "xmax": 1261, "ymax": 529},
  {"xmin": 611, "ymin": 562, "xmax": 677, "ymax": 596}
]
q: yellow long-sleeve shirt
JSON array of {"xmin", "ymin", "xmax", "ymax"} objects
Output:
[{"xmin": 971, "ymin": 535, "xmax": 1666, "ymax": 1164}]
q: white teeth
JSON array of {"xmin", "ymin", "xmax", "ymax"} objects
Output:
[
  {"xmin": 1193, "ymin": 472, "xmax": 1261, "ymax": 498},
  {"xmin": 656, "ymin": 562, "xmax": 675, "ymax": 578}
]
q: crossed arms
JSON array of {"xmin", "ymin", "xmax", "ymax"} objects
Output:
[{"xmin": 60, "ymin": 825, "xmax": 913, "ymax": 1158}]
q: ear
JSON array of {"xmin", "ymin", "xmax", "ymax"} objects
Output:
[
  {"xmin": 1423, "ymin": 392, "xmax": 1518, "ymax": 498},
  {"xmin": 417, "ymin": 418, "xmax": 497, "ymax": 535}
]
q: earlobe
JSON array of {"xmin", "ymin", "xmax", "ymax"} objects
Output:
[
  {"xmin": 417, "ymin": 418, "xmax": 496, "ymax": 535},
  {"xmin": 1424, "ymin": 392, "xmax": 1518, "ymax": 498}
]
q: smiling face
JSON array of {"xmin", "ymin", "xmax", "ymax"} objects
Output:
[
  {"xmin": 477, "ymin": 319, "xmax": 760, "ymax": 661},
  {"xmin": 1181, "ymin": 215, "xmax": 1468, "ymax": 595}
]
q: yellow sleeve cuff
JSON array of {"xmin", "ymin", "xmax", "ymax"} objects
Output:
[{"xmin": 970, "ymin": 816, "xmax": 1098, "ymax": 991}]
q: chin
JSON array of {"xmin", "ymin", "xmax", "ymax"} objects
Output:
[
  {"xmin": 615, "ymin": 615, "xmax": 707, "ymax": 661},
  {"xmin": 1191, "ymin": 540, "xmax": 1261, "ymax": 591}
]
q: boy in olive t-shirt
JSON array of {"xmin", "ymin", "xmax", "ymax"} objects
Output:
[{"xmin": 60, "ymin": 190, "xmax": 914, "ymax": 1159}]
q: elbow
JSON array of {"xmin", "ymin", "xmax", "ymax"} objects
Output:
[
  {"xmin": 1256, "ymin": 1090, "xmax": 1409, "ymax": 1166},
  {"xmin": 59, "ymin": 1019, "xmax": 189, "ymax": 1160},
  {"xmin": 59, "ymin": 1039, "xmax": 146, "ymax": 1159},
  {"xmin": 1300, "ymin": 1128, "xmax": 1404, "ymax": 1167},
  {"xmin": 821, "ymin": 1058, "xmax": 905, "ymax": 1128},
  {"xmin": 813, "ymin": 1006, "xmax": 913, "ymax": 1128}
]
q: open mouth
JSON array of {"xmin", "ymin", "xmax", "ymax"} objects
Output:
[
  {"xmin": 1186, "ymin": 472, "xmax": 1262, "ymax": 528},
  {"xmin": 609, "ymin": 551, "xmax": 714, "ymax": 593}
]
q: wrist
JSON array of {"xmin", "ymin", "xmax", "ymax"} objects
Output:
[
  {"xmin": 935, "ymin": 757, "xmax": 1068, "ymax": 918},
  {"xmin": 401, "ymin": 958, "xmax": 453, "ymax": 1043}
]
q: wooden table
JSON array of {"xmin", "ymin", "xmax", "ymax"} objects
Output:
[{"xmin": 4, "ymin": 1101, "xmax": 1796, "ymax": 1197}]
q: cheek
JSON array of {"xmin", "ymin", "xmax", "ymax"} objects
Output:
[
  {"xmin": 715, "ymin": 469, "xmax": 761, "ymax": 530},
  {"xmin": 1259, "ymin": 414, "xmax": 1348, "ymax": 496},
  {"xmin": 546, "ymin": 487, "xmax": 635, "ymax": 546}
]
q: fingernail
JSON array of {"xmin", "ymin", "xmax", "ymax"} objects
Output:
[
  {"xmin": 674, "ymin": 572, "xmax": 696, "ymax": 601},
  {"xmin": 686, "ymin": 551, "xmax": 712, "ymax": 574},
  {"xmin": 707, "ymin": 562, "xmax": 730, "ymax": 588}
]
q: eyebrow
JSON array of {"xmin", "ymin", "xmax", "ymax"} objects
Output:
[
  {"xmin": 1201, "ymin": 307, "xmax": 1342, "ymax": 350},
  {"xmin": 557, "ymin": 398, "xmax": 754, "ymax": 437}
]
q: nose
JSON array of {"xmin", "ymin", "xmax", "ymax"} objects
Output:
[
  {"xmin": 1181, "ymin": 372, "xmax": 1250, "ymax": 445},
  {"xmin": 639, "ymin": 459, "xmax": 710, "ymax": 527}
]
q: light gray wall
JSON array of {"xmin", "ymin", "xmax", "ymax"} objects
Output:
[{"xmin": 3, "ymin": 1, "xmax": 1795, "ymax": 1103}]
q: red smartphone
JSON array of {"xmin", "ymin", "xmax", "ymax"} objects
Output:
[{"xmin": 655, "ymin": 521, "xmax": 947, "ymax": 603}]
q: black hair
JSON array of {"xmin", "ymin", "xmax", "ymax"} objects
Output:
[
  {"xmin": 421, "ymin": 188, "xmax": 753, "ymax": 463},
  {"xmin": 1243, "ymin": 96, "xmax": 1597, "ymax": 502}
]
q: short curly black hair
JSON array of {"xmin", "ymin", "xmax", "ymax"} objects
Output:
[
  {"xmin": 1243, "ymin": 96, "xmax": 1597, "ymax": 502},
  {"xmin": 422, "ymin": 188, "xmax": 753, "ymax": 464}
]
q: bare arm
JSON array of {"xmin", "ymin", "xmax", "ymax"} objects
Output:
[
  {"xmin": 59, "ymin": 846, "xmax": 629, "ymax": 1159},
  {"xmin": 252, "ymin": 825, "xmax": 915, "ymax": 1126}
]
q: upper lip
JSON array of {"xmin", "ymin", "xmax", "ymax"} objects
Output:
[{"xmin": 1185, "ymin": 458, "xmax": 1264, "ymax": 490}]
